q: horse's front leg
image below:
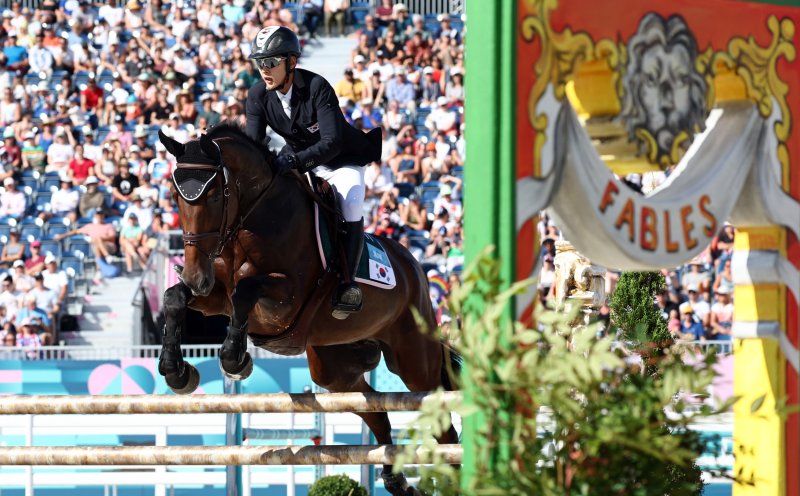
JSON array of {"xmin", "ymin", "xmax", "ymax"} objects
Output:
[
  {"xmin": 219, "ymin": 275, "xmax": 269, "ymax": 380},
  {"xmin": 158, "ymin": 282, "xmax": 200, "ymax": 394}
]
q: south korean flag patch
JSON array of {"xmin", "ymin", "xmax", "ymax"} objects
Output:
[{"xmin": 366, "ymin": 242, "xmax": 396, "ymax": 287}]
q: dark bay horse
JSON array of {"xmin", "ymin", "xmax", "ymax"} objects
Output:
[{"xmin": 156, "ymin": 124, "xmax": 460, "ymax": 495}]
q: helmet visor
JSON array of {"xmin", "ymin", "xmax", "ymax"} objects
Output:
[{"xmin": 253, "ymin": 56, "xmax": 286, "ymax": 70}]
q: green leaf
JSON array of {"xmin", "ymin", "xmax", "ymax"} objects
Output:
[{"xmin": 750, "ymin": 394, "xmax": 767, "ymax": 413}]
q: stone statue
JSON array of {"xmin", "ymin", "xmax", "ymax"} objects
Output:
[{"xmin": 553, "ymin": 240, "xmax": 607, "ymax": 310}]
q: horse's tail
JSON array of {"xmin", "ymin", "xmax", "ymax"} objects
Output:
[{"xmin": 441, "ymin": 345, "xmax": 463, "ymax": 391}]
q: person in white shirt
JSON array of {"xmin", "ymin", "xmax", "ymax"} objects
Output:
[
  {"xmin": 433, "ymin": 184, "xmax": 462, "ymax": 219},
  {"xmin": 41, "ymin": 254, "xmax": 68, "ymax": 310},
  {"xmin": 122, "ymin": 195, "xmax": 153, "ymax": 230},
  {"xmin": 0, "ymin": 177, "xmax": 26, "ymax": 220},
  {"xmin": 0, "ymin": 276, "xmax": 21, "ymax": 323},
  {"xmin": 367, "ymin": 50, "xmax": 395, "ymax": 82},
  {"xmin": 46, "ymin": 131, "xmax": 75, "ymax": 173},
  {"xmin": 11, "ymin": 261, "xmax": 33, "ymax": 293},
  {"xmin": 678, "ymin": 283, "xmax": 711, "ymax": 326},
  {"xmin": 28, "ymin": 35, "xmax": 54, "ymax": 76},
  {"xmin": 47, "ymin": 172, "xmax": 80, "ymax": 222},
  {"xmin": 98, "ymin": 0, "xmax": 124, "ymax": 28},
  {"xmin": 424, "ymin": 97, "xmax": 457, "ymax": 135}
]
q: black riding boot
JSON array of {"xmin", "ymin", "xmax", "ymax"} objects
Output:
[{"xmin": 332, "ymin": 219, "xmax": 364, "ymax": 319}]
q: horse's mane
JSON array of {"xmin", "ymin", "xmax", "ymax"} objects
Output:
[{"xmin": 205, "ymin": 121, "xmax": 276, "ymax": 164}]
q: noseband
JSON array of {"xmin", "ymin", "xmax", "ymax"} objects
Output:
[{"xmin": 173, "ymin": 138, "xmax": 278, "ymax": 260}]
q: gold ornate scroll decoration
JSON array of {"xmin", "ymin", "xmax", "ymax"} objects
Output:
[
  {"xmin": 520, "ymin": 2, "xmax": 794, "ymax": 177},
  {"xmin": 711, "ymin": 15, "xmax": 795, "ymax": 188},
  {"xmin": 520, "ymin": 0, "xmax": 622, "ymax": 176}
]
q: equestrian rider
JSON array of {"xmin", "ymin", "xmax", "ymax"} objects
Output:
[{"xmin": 244, "ymin": 26, "xmax": 381, "ymax": 318}]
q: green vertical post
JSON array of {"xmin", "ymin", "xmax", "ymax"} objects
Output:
[{"xmin": 463, "ymin": 0, "xmax": 517, "ymax": 491}]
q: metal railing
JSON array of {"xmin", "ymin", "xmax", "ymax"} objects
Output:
[
  {"xmin": 367, "ymin": 0, "xmax": 465, "ymax": 15},
  {"xmin": 0, "ymin": 344, "xmax": 301, "ymax": 361},
  {"xmin": 0, "ymin": 341, "xmax": 733, "ymax": 361}
]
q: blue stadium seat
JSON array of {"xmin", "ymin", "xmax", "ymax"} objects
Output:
[
  {"xmin": 41, "ymin": 176, "xmax": 61, "ymax": 192},
  {"xmin": 65, "ymin": 236, "xmax": 93, "ymax": 260},
  {"xmin": 60, "ymin": 256, "xmax": 85, "ymax": 277},
  {"xmin": 19, "ymin": 175, "xmax": 39, "ymax": 190},
  {"xmin": 20, "ymin": 225, "xmax": 43, "ymax": 242},
  {"xmin": 39, "ymin": 240, "xmax": 62, "ymax": 259},
  {"xmin": 35, "ymin": 192, "xmax": 52, "ymax": 213},
  {"xmin": 350, "ymin": 5, "xmax": 370, "ymax": 27},
  {"xmin": 45, "ymin": 218, "xmax": 71, "ymax": 239}
]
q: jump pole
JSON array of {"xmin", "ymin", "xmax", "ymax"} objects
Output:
[
  {"xmin": 0, "ymin": 445, "xmax": 464, "ymax": 466},
  {"xmin": 0, "ymin": 392, "xmax": 461, "ymax": 415}
]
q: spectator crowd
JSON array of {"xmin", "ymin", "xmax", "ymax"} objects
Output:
[{"xmin": 0, "ymin": 0, "xmax": 467, "ymax": 350}]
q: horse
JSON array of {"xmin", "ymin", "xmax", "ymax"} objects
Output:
[{"xmin": 156, "ymin": 124, "xmax": 460, "ymax": 495}]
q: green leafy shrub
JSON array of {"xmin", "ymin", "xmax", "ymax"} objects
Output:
[
  {"xmin": 395, "ymin": 248, "xmax": 730, "ymax": 495},
  {"xmin": 308, "ymin": 474, "xmax": 367, "ymax": 496},
  {"xmin": 610, "ymin": 271, "xmax": 671, "ymax": 344}
]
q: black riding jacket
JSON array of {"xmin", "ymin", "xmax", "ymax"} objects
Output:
[{"xmin": 244, "ymin": 68, "xmax": 381, "ymax": 172}]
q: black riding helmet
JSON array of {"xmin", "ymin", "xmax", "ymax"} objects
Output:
[{"xmin": 248, "ymin": 26, "xmax": 301, "ymax": 60}]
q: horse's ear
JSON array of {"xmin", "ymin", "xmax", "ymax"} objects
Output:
[
  {"xmin": 158, "ymin": 130, "xmax": 184, "ymax": 158},
  {"xmin": 199, "ymin": 134, "xmax": 220, "ymax": 162}
]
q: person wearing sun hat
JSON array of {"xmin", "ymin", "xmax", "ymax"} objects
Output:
[
  {"xmin": 42, "ymin": 252, "xmax": 68, "ymax": 310},
  {"xmin": 0, "ymin": 176, "xmax": 25, "ymax": 220},
  {"xmin": 709, "ymin": 286, "xmax": 734, "ymax": 341}
]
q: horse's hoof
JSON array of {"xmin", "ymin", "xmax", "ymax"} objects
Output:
[
  {"xmin": 220, "ymin": 352, "xmax": 253, "ymax": 381},
  {"xmin": 167, "ymin": 363, "xmax": 200, "ymax": 395},
  {"xmin": 382, "ymin": 472, "xmax": 409, "ymax": 495}
]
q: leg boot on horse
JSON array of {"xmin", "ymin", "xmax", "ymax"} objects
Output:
[
  {"xmin": 332, "ymin": 219, "xmax": 364, "ymax": 319},
  {"xmin": 158, "ymin": 282, "xmax": 200, "ymax": 394},
  {"xmin": 220, "ymin": 276, "xmax": 267, "ymax": 380}
]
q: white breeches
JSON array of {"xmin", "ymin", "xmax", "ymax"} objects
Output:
[{"xmin": 312, "ymin": 164, "xmax": 365, "ymax": 222}]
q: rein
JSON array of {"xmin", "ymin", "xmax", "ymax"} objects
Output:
[
  {"xmin": 177, "ymin": 138, "xmax": 341, "ymax": 260},
  {"xmin": 176, "ymin": 142, "xmax": 279, "ymax": 260}
]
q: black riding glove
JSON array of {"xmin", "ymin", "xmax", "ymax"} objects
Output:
[{"xmin": 275, "ymin": 154, "xmax": 298, "ymax": 174}]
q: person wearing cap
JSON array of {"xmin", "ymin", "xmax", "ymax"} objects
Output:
[
  {"xmin": 1, "ymin": 127, "xmax": 21, "ymax": 171},
  {"xmin": 709, "ymin": 287, "xmax": 733, "ymax": 341},
  {"xmin": 42, "ymin": 253, "xmax": 68, "ymax": 313},
  {"xmin": 0, "ymin": 229, "xmax": 24, "ymax": 268},
  {"xmin": 334, "ymin": 67, "xmax": 367, "ymax": 103},
  {"xmin": 246, "ymin": 25, "xmax": 382, "ymax": 317},
  {"xmin": 680, "ymin": 259, "xmax": 710, "ymax": 294},
  {"xmin": 76, "ymin": 175, "xmax": 105, "ymax": 219},
  {"xmin": 0, "ymin": 87, "xmax": 21, "ymax": 129},
  {"xmin": 15, "ymin": 314, "xmax": 44, "ymax": 352},
  {"xmin": 196, "ymin": 95, "xmax": 222, "ymax": 129},
  {"xmin": 420, "ymin": 66, "xmax": 442, "ymax": 106},
  {"xmin": 385, "ymin": 67, "xmax": 415, "ymax": 108},
  {"xmin": 119, "ymin": 211, "xmax": 146, "ymax": 273},
  {"xmin": 679, "ymin": 283, "xmax": 710, "ymax": 327},
  {"xmin": 425, "ymin": 96, "xmax": 457, "ymax": 134},
  {"xmin": 367, "ymin": 49, "xmax": 395, "ymax": 82},
  {"xmin": 680, "ymin": 307, "xmax": 705, "ymax": 341},
  {"xmin": 47, "ymin": 172, "xmax": 80, "ymax": 222},
  {"xmin": 111, "ymin": 160, "xmax": 140, "ymax": 204},
  {"xmin": 24, "ymin": 240, "xmax": 46, "ymax": 276},
  {"xmin": 46, "ymin": 125, "xmax": 76, "ymax": 172},
  {"xmin": 433, "ymin": 182, "xmax": 462, "ymax": 220},
  {"xmin": 123, "ymin": 193, "xmax": 152, "ymax": 229},
  {"xmin": 18, "ymin": 286, "xmax": 53, "ymax": 336},
  {"xmin": 0, "ymin": 177, "xmax": 25, "ymax": 220}
]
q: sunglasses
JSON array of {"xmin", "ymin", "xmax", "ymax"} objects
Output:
[{"xmin": 253, "ymin": 57, "xmax": 286, "ymax": 70}]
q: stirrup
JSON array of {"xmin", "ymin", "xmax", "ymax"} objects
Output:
[{"xmin": 332, "ymin": 283, "xmax": 362, "ymax": 319}]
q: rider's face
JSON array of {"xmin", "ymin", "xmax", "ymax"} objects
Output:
[{"xmin": 258, "ymin": 58, "xmax": 291, "ymax": 91}]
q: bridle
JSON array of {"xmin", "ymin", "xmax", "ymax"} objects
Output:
[{"xmin": 173, "ymin": 139, "xmax": 278, "ymax": 260}]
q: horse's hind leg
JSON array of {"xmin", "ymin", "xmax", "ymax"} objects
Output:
[
  {"xmin": 307, "ymin": 343, "xmax": 413, "ymax": 496},
  {"xmin": 158, "ymin": 282, "xmax": 200, "ymax": 394},
  {"xmin": 220, "ymin": 275, "xmax": 268, "ymax": 380},
  {"xmin": 385, "ymin": 315, "xmax": 460, "ymax": 447}
]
